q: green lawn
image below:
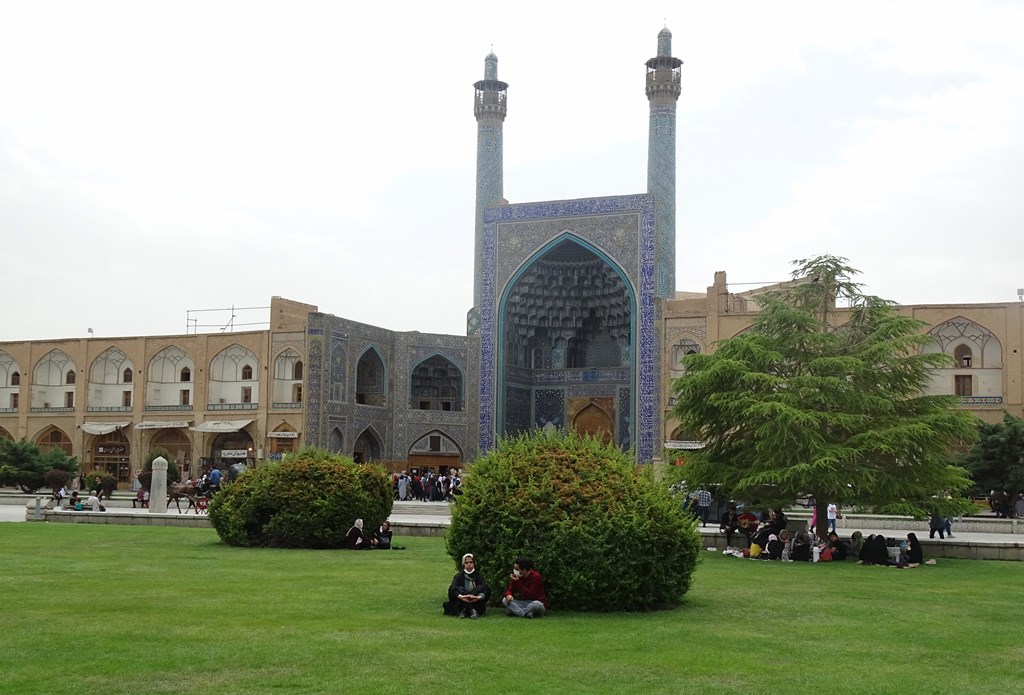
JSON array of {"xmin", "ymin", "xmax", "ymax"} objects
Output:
[{"xmin": 2, "ymin": 524, "xmax": 1021, "ymax": 695}]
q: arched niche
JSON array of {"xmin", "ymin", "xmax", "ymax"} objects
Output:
[
  {"xmin": 330, "ymin": 344, "xmax": 347, "ymax": 402},
  {"xmin": 328, "ymin": 427, "xmax": 344, "ymax": 454},
  {"xmin": 147, "ymin": 346, "xmax": 196, "ymax": 409},
  {"xmin": 353, "ymin": 426, "xmax": 382, "ymax": 463},
  {"xmin": 35, "ymin": 426, "xmax": 72, "ymax": 456},
  {"xmin": 409, "ymin": 353, "xmax": 464, "ymax": 411},
  {"xmin": 497, "ymin": 234, "xmax": 635, "ymax": 445},
  {"xmin": 355, "ymin": 347, "xmax": 386, "ymax": 406}
]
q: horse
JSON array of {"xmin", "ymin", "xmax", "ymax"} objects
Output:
[{"xmin": 167, "ymin": 482, "xmax": 200, "ymax": 514}]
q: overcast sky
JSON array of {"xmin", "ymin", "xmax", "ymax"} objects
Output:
[{"xmin": 2, "ymin": 1, "xmax": 1022, "ymax": 342}]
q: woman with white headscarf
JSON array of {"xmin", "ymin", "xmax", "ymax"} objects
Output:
[
  {"xmin": 443, "ymin": 553, "xmax": 490, "ymax": 618},
  {"xmin": 346, "ymin": 519, "xmax": 370, "ymax": 549}
]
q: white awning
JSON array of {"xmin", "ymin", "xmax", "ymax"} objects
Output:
[
  {"xmin": 191, "ymin": 419, "xmax": 253, "ymax": 433},
  {"xmin": 267, "ymin": 431, "xmax": 299, "ymax": 439},
  {"xmin": 136, "ymin": 420, "xmax": 192, "ymax": 430},
  {"xmin": 80, "ymin": 422, "xmax": 130, "ymax": 435}
]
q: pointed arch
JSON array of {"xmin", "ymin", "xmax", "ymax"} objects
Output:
[
  {"xmin": 409, "ymin": 352, "xmax": 464, "ymax": 411},
  {"xmin": 34, "ymin": 349, "xmax": 75, "ymax": 387},
  {"xmin": 0, "ymin": 350, "xmax": 22, "ymax": 387},
  {"xmin": 353, "ymin": 426, "xmax": 382, "ymax": 463},
  {"xmin": 328, "ymin": 426, "xmax": 344, "ymax": 454},
  {"xmin": 924, "ymin": 316, "xmax": 1004, "ymax": 403},
  {"xmin": 147, "ymin": 346, "xmax": 195, "ymax": 409},
  {"xmin": 330, "ymin": 344, "xmax": 347, "ymax": 402},
  {"xmin": 571, "ymin": 401, "xmax": 613, "ymax": 444},
  {"xmin": 408, "ymin": 429, "xmax": 464, "ymax": 457},
  {"xmin": 497, "ymin": 233, "xmax": 636, "ymax": 441},
  {"xmin": 34, "ymin": 426, "xmax": 72, "ymax": 456},
  {"xmin": 925, "ymin": 316, "xmax": 1002, "ymax": 368},
  {"xmin": 273, "ymin": 349, "xmax": 304, "ymax": 404},
  {"xmin": 669, "ymin": 337, "xmax": 703, "ymax": 374},
  {"xmin": 355, "ymin": 346, "xmax": 386, "ymax": 407},
  {"xmin": 209, "ymin": 344, "xmax": 260, "ymax": 382},
  {"xmin": 148, "ymin": 346, "xmax": 195, "ymax": 382},
  {"xmin": 89, "ymin": 346, "xmax": 133, "ymax": 384}
]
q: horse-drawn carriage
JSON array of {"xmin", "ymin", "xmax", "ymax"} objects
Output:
[{"xmin": 167, "ymin": 480, "xmax": 213, "ymax": 514}]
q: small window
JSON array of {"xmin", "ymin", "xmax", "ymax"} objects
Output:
[
  {"xmin": 292, "ymin": 384, "xmax": 303, "ymax": 403},
  {"xmin": 180, "ymin": 389, "xmax": 190, "ymax": 406},
  {"xmin": 419, "ymin": 401, "xmax": 431, "ymax": 410},
  {"xmin": 441, "ymin": 401, "xmax": 452, "ymax": 411},
  {"xmin": 10, "ymin": 372, "xmax": 19, "ymax": 386},
  {"xmin": 123, "ymin": 368, "xmax": 133, "ymax": 383},
  {"xmin": 954, "ymin": 375, "xmax": 972, "ymax": 397},
  {"xmin": 356, "ymin": 393, "xmax": 366, "ymax": 405},
  {"xmin": 294, "ymin": 361, "xmax": 303, "ymax": 380},
  {"xmin": 65, "ymin": 391, "xmax": 75, "ymax": 408},
  {"xmin": 429, "ymin": 435, "xmax": 441, "ymax": 452},
  {"xmin": 241, "ymin": 365, "xmax": 253, "ymax": 380},
  {"xmin": 954, "ymin": 344, "xmax": 973, "ymax": 368},
  {"xmin": 122, "ymin": 391, "xmax": 132, "ymax": 407},
  {"xmin": 181, "ymin": 367, "xmax": 191, "ymax": 382},
  {"xmin": 10, "ymin": 393, "xmax": 18, "ymax": 409},
  {"xmin": 241, "ymin": 387, "xmax": 252, "ymax": 404},
  {"xmin": 66, "ymin": 371, "xmax": 76, "ymax": 385}
]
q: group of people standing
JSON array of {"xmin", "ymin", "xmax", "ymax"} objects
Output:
[
  {"xmin": 395, "ymin": 470, "xmax": 462, "ymax": 502},
  {"xmin": 443, "ymin": 553, "xmax": 548, "ymax": 620}
]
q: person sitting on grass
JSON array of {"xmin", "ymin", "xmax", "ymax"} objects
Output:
[
  {"xmin": 791, "ymin": 530, "xmax": 812, "ymax": 562},
  {"xmin": 778, "ymin": 529, "xmax": 792, "ymax": 561},
  {"xmin": 719, "ymin": 506, "xmax": 742, "ymax": 549},
  {"xmin": 848, "ymin": 531, "xmax": 864, "ymax": 558},
  {"xmin": 906, "ymin": 533, "xmax": 923, "ymax": 567},
  {"xmin": 345, "ymin": 519, "xmax": 370, "ymax": 550},
  {"xmin": 371, "ymin": 520, "xmax": 392, "ymax": 549},
  {"xmin": 444, "ymin": 553, "xmax": 490, "ymax": 619},
  {"xmin": 502, "ymin": 556, "xmax": 548, "ymax": 618},
  {"xmin": 858, "ymin": 534, "xmax": 890, "ymax": 566},
  {"xmin": 826, "ymin": 531, "xmax": 848, "ymax": 561},
  {"xmin": 764, "ymin": 534, "xmax": 784, "ymax": 560}
]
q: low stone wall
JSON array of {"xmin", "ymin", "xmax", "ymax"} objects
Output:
[{"xmin": 41, "ymin": 508, "xmax": 212, "ymax": 528}]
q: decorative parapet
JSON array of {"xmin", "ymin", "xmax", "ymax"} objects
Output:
[
  {"xmin": 957, "ymin": 396, "xmax": 1003, "ymax": 405},
  {"xmin": 208, "ymin": 403, "xmax": 259, "ymax": 411}
]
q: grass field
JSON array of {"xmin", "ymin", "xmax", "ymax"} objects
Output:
[{"xmin": 2, "ymin": 524, "xmax": 1022, "ymax": 695}]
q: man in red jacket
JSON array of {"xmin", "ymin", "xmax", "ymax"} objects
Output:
[{"xmin": 502, "ymin": 556, "xmax": 548, "ymax": 619}]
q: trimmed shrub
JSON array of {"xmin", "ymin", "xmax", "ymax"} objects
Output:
[
  {"xmin": 208, "ymin": 448, "xmax": 392, "ymax": 548},
  {"xmin": 138, "ymin": 448, "xmax": 181, "ymax": 490},
  {"xmin": 445, "ymin": 429, "xmax": 702, "ymax": 612}
]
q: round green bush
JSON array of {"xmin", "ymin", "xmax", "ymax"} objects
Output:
[
  {"xmin": 445, "ymin": 430, "xmax": 702, "ymax": 611},
  {"xmin": 208, "ymin": 449, "xmax": 392, "ymax": 548}
]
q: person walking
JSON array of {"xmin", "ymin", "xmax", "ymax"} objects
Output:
[{"xmin": 695, "ymin": 488, "xmax": 712, "ymax": 527}]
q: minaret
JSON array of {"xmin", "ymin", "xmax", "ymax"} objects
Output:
[
  {"xmin": 646, "ymin": 27, "xmax": 682, "ymax": 299},
  {"xmin": 471, "ymin": 51, "xmax": 508, "ymax": 321}
]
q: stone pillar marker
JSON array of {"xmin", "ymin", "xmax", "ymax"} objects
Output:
[{"xmin": 149, "ymin": 456, "xmax": 169, "ymax": 514}]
